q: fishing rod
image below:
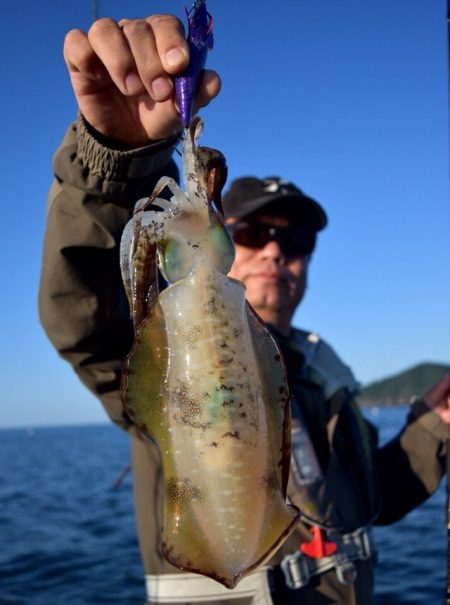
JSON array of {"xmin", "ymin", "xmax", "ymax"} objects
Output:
[
  {"xmin": 447, "ymin": 447, "xmax": 450, "ymax": 603},
  {"xmin": 447, "ymin": 445, "xmax": 450, "ymax": 605},
  {"xmin": 446, "ymin": 1, "xmax": 450, "ymax": 602}
]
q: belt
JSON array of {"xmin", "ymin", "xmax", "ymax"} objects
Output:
[
  {"xmin": 146, "ymin": 567, "xmax": 272, "ymax": 603},
  {"xmin": 145, "ymin": 526, "xmax": 375, "ymax": 601},
  {"xmin": 279, "ymin": 525, "xmax": 375, "ymax": 590}
]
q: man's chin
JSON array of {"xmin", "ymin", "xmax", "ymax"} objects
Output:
[{"xmin": 248, "ymin": 297, "xmax": 292, "ymax": 317}]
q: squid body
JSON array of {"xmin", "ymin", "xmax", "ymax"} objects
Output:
[{"xmin": 120, "ymin": 117, "xmax": 299, "ymax": 588}]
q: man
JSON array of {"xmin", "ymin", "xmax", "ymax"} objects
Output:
[{"xmin": 39, "ymin": 13, "xmax": 450, "ymax": 604}]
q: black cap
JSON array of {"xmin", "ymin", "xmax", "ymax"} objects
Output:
[{"xmin": 222, "ymin": 176, "xmax": 327, "ymax": 232}]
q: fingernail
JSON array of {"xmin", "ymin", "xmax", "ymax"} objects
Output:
[
  {"xmin": 125, "ymin": 72, "xmax": 143, "ymax": 95},
  {"xmin": 165, "ymin": 47, "xmax": 186, "ymax": 68},
  {"xmin": 151, "ymin": 76, "xmax": 173, "ymax": 100}
]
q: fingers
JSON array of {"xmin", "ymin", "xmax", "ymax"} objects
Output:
[
  {"xmin": 63, "ymin": 13, "xmax": 221, "ymax": 143},
  {"xmin": 195, "ymin": 69, "xmax": 222, "ymax": 110},
  {"xmin": 87, "ymin": 19, "xmax": 142, "ymax": 96},
  {"xmin": 65, "ymin": 15, "xmax": 189, "ymax": 102},
  {"xmin": 143, "ymin": 14, "xmax": 188, "ymax": 74},
  {"xmin": 64, "ymin": 28, "xmax": 108, "ymax": 81}
]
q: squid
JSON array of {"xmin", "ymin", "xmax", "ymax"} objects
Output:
[
  {"xmin": 119, "ymin": 0, "xmax": 298, "ymax": 590},
  {"xmin": 119, "ymin": 117, "xmax": 298, "ymax": 588}
]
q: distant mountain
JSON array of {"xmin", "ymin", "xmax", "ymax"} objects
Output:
[{"xmin": 359, "ymin": 362, "xmax": 450, "ymax": 406}]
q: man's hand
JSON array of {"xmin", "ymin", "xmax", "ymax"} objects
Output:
[
  {"xmin": 422, "ymin": 374, "xmax": 450, "ymax": 424},
  {"xmin": 63, "ymin": 14, "xmax": 221, "ymax": 147}
]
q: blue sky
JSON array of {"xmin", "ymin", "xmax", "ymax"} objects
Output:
[{"xmin": 1, "ymin": 0, "xmax": 449, "ymax": 428}]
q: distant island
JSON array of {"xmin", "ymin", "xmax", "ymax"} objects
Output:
[{"xmin": 358, "ymin": 362, "xmax": 450, "ymax": 406}]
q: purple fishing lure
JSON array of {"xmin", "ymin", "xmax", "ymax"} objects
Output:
[{"xmin": 175, "ymin": 0, "xmax": 213, "ymax": 128}]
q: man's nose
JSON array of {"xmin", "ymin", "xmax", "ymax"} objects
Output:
[{"xmin": 260, "ymin": 239, "xmax": 285, "ymax": 261}]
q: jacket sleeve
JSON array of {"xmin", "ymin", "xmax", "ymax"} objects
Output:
[
  {"xmin": 296, "ymin": 329, "xmax": 449, "ymax": 525},
  {"xmin": 375, "ymin": 398, "xmax": 450, "ymax": 524},
  {"xmin": 39, "ymin": 114, "xmax": 179, "ymax": 431}
]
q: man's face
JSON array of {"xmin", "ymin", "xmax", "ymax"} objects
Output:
[{"xmin": 225, "ymin": 213, "xmax": 311, "ymax": 334}]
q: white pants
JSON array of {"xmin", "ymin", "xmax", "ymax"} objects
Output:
[{"xmin": 146, "ymin": 568, "xmax": 273, "ymax": 604}]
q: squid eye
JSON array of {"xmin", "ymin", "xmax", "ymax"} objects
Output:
[
  {"xmin": 208, "ymin": 221, "xmax": 235, "ymax": 274},
  {"xmin": 158, "ymin": 238, "xmax": 193, "ymax": 283}
]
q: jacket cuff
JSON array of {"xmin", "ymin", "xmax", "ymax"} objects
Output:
[
  {"xmin": 408, "ymin": 398, "xmax": 450, "ymax": 442},
  {"xmin": 76, "ymin": 113, "xmax": 180, "ymax": 182}
]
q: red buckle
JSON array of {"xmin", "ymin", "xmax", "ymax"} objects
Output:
[{"xmin": 300, "ymin": 526, "xmax": 337, "ymax": 558}]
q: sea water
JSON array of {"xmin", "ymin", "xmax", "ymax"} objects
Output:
[{"xmin": 0, "ymin": 406, "xmax": 446, "ymax": 604}]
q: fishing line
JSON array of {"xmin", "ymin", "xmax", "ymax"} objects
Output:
[{"xmin": 92, "ymin": 0, "xmax": 99, "ymax": 20}]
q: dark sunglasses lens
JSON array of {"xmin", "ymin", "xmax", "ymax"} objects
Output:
[
  {"xmin": 230, "ymin": 223, "xmax": 268, "ymax": 248},
  {"xmin": 282, "ymin": 231, "xmax": 315, "ymax": 257},
  {"xmin": 228, "ymin": 223, "xmax": 315, "ymax": 257}
]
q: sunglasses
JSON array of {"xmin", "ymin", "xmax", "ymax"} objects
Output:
[{"xmin": 225, "ymin": 221, "xmax": 316, "ymax": 258}]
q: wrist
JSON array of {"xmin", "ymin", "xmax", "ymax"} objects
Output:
[
  {"xmin": 79, "ymin": 113, "xmax": 168, "ymax": 151},
  {"xmin": 76, "ymin": 112, "xmax": 180, "ymax": 182}
]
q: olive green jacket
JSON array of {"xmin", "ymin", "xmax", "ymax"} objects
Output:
[{"xmin": 39, "ymin": 116, "xmax": 449, "ymax": 605}]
